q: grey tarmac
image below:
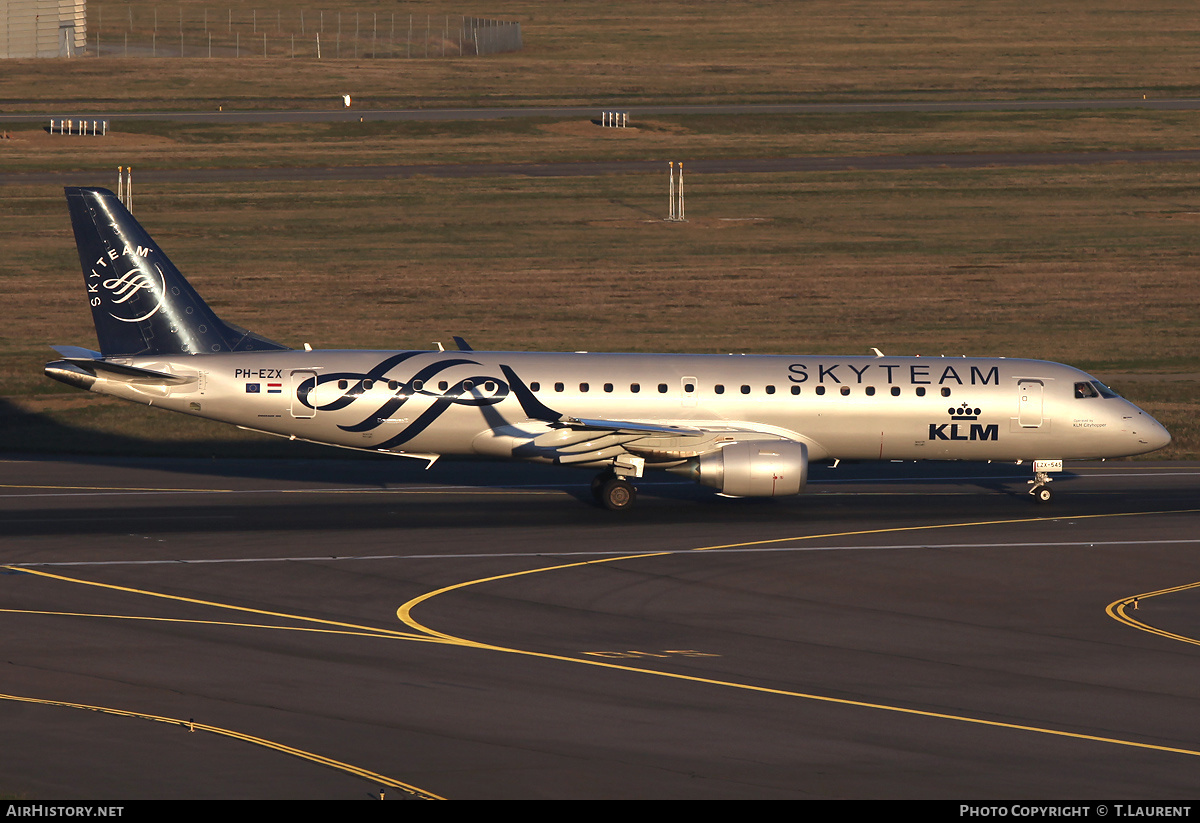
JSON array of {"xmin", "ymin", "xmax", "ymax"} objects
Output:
[
  {"xmin": 7, "ymin": 150, "xmax": 1200, "ymax": 188},
  {"xmin": 1, "ymin": 456, "xmax": 1199, "ymax": 799},
  {"xmin": 5, "ymin": 97, "xmax": 1200, "ymax": 124},
  {"xmin": 7, "ymin": 97, "xmax": 1200, "ymax": 186}
]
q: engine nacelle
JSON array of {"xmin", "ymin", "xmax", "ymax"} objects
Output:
[{"xmin": 695, "ymin": 441, "xmax": 808, "ymax": 497}]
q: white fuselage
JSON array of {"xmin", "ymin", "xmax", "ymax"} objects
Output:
[{"xmin": 81, "ymin": 350, "xmax": 1171, "ymax": 466}]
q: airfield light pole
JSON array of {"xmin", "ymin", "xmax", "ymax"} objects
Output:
[
  {"xmin": 669, "ymin": 162, "xmax": 675, "ymax": 221},
  {"xmin": 667, "ymin": 162, "xmax": 685, "ymax": 221},
  {"xmin": 116, "ymin": 167, "xmax": 133, "ymax": 212},
  {"xmin": 678, "ymin": 162, "xmax": 685, "ymax": 221}
]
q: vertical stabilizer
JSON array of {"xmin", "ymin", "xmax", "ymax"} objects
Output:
[{"xmin": 65, "ymin": 187, "xmax": 290, "ymax": 357}]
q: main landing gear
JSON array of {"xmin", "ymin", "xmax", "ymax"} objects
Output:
[{"xmin": 591, "ymin": 470, "xmax": 637, "ymax": 511}]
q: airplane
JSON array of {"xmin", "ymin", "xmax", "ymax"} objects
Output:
[{"xmin": 46, "ymin": 186, "xmax": 1172, "ymax": 510}]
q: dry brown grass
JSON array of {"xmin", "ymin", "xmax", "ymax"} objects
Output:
[{"xmin": 6, "ymin": 1, "xmax": 1200, "ymax": 111}]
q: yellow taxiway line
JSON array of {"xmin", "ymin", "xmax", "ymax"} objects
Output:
[
  {"xmin": 0, "ymin": 692, "xmax": 442, "ymax": 799},
  {"xmin": 397, "ymin": 509, "xmax": 1200, "ymax": 760},
  {"xmin": 1107, "ymin": 580, "xmax": 1200, "ymax": 648}
]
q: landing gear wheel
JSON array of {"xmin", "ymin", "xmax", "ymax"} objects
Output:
[
  {"xmin": 1032, "ymin": 485, "xmax": 1053, "ymax": 503},
  {"xmin": 599, "ymin": 476, "xmax": 637, "ymax": 511},
  {"xmin": 591, "ymin": 470, "xmax": 615, "ymax": 502}
]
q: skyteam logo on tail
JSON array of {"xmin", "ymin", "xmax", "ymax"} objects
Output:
[
  {"xmin": 87, "ymin": 244, "xmax": 163, "ymax": 324},
  {"xmin": 101, "ymin": 266, "xmax": 164, "ymax": 323}
]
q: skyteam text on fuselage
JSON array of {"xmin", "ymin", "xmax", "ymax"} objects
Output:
[{"xmin": 46, "ymin": 187, "xmax": 1172, "ymax": 510}]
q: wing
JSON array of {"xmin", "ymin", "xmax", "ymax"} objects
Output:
[{"xmin": 495, "ymin": 362, "xmax": 805, "ymax": 470}]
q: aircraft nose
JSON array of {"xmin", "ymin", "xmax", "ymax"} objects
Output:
[
  {"xmin": 1129, "ymin": 409, "xmax": 1171, "ymax": 453},
  {"xmin": 1145, "ymin": 417, "xmax": 1172, "ymax": 452}
]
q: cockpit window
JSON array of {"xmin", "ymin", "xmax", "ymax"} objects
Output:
[
  {"xmin": 1092, "ymin": 381, "xmax": 1120, "ymax": 399},
  {"xmin": 1074, "ymin": 382, "xmax": 1098, "ymax": 399}
]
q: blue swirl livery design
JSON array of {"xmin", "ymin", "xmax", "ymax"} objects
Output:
[{"xmin": 46, "ymin": 187, "xmax": 1172, "ymax": 510}]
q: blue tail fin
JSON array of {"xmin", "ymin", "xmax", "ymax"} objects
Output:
[{"xmin": 65, "ymin": 187, "xmax": 290, "ymax": 357}]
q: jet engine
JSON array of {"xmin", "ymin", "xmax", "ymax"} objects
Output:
[{"xmin": 693, "ymin": 441, "xmax": 808, "ymax": 497}]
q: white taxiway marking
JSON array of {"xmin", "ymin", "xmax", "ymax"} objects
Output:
[{"xmin": 10, "ymin": 538, "xmax": 1200, "ymax": 568}]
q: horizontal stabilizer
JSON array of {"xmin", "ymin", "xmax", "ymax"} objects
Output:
[
  {"xmin": 51, "ymin": 345, "xmax": 102, "ymax": 360},
  {"xmin": 47, "ymin": 355, "xmax": 193, "ymax": 383}
]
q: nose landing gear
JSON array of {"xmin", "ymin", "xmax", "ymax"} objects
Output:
[{"xmin": 1027, "ymin": 459, "xmax": 1062, "ymax": 503}]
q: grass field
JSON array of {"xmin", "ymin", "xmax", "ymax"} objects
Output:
[
  {"xmin": 7, "ymin": 1, "xmax": 1200, "ymax": 109},
  {"xmin": 2, "ymin": 2, "xmax": 1197, "ymax": 459}
]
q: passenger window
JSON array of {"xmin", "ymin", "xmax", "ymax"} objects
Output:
[
  {"xmin": 338, "ymin": 380, "xmax": 348, "ymax": 390},
  {"xmin": 580, "ymin": 383, "xmax": 589, "ymax": 392},
  {"xmin": 840, "ymin": 386, "xmax": 850, "ymax": 396},
  {"xmin": 658, "ymin": 383, "xmax": 668, "ymax": 393},
  {"xmin": 766, "ymin": 385, "xmax": 776, "ymax": 395},
  {"xmin": 604, "ymin": 383, "xmax": 614, "ymax": 393},
  {"xmin": 865, "ymin": 386, "xmax": 875, "ymax": 396},
  {"xmin": 412, "ymin": 379, "xmax": 424, "ymax": 391},
  {"xmin": 891, "ymin": 386, "xmax": 900, "ymax": 396},
  {"xmin": 715, "ymin": 385, "xmax": 725, "ymax": 395},
  {"xmin": 916, "ymin": 387, "xmax": 926, "ymax": 397},
  {"xmin": 362, "ymin": 379, "xmax": 373, "ymax": 391},
  {"xmin": 684, "ymin": 382, "xmax": 695, "ymax": 393},
  {"xmin": 941, "ymin": 387, "xmax": 951, "ymax": 397},
  {"xmin": 791, "ymin": 385, "xmax": 800, "ymax": 395},
  {"xmin": 555, "ymin": 382, "xmax": 564, "ymax": 392},
  {"xmin": 388, "ymin": 380, "xmax": 399, "ymax": 391},
  {"xmin": 741, "ymin": 385, "xmax": 751, "ymax": 395},
  {"xmin": 485, "ymin": 382, "xmax": 496, "ymax": 392},
  {"xmin": 815, "ymin": 386, "xmax": 826, "ymax": 396},
  {"xmin": 438, "ymin": 381, "xmax": 448, "ymax": 391},
  {"xmin": 631, "ymin": 383, "xmax": 640, "ymax": 393},
  {"xmin": 530, "ymin": 381, "xmax": 540, "ymax": 392}
]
